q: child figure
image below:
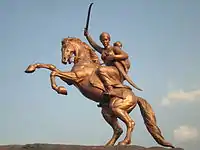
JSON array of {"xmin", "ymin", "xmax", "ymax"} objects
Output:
[{"xmin": 113, "ymin": 41, "xmax": 130, "ymax": 74}]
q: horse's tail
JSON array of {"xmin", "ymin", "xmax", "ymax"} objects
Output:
[{"xmin": 137, "ymin": 96, "xmax": 175, "ymax": 148}]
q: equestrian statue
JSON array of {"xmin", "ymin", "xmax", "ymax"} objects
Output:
[{"xmin": 25, "ymin": 3, "xmax": 175, "ymax": 148}]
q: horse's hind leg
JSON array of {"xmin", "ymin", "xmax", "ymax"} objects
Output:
[
  {"xmin": 101, "ymin": 107, "xmax": 123, "ymax": 146},
  {"xmin": 110, "ymin": 97, "xmax": 136, "ymax": 145}
]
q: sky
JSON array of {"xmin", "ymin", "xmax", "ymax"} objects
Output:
[{"xmin": 0, "ymin": 0, "xmax": 200, "ymax": 150}]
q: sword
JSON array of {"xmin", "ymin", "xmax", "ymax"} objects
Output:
[{"xmin": 84, "ymin": 3, "xmax": 94, "ymax": 32}]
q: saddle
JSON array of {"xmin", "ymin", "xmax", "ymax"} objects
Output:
[{"xmin": 89, "ymin": 68, "xmax": 131, "ymax": 93}]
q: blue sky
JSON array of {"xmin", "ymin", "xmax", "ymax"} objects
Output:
[{"xmin": 1, "ymin": 1, "xmax": 200, "ymax": 150}]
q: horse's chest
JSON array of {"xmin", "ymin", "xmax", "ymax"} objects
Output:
[{"xmin": 72, "ymin": 65, "xmax": 94, "ymax": 78}]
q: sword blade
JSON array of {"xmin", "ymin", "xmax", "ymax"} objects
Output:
[{"xmin": 85, "ymin": 3, "xmax": 94, "ymax": 31}]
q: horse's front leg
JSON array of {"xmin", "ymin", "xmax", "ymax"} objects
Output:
[
  {"xmin": 25, "ymin": 63, "xmax": 58, "ymax": 73},
  {"xmin": 50, "ymin": 71, "xmax": 77, "ymax": 95},
  {"xmin": 25, "ymin": 63, "xmax": 77, "ymax": 95}
]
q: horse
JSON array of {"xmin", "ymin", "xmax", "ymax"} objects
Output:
[{"xmin": 25, "ymin": 37, "xmax": 174, "ymax": 148}]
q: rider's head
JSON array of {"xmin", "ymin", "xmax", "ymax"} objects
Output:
[
  {"xmin": 113, "ymin": 41, "xmax": 122, "ymax": 48},
  {"xmin": 99, "ymin": 32, "xmax": 110, "ymax": 48}
]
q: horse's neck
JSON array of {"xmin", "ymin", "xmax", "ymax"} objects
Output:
[
  {"xmin": 73, "ymin": 41, "xmax": 100, "ymax": 66},
  {"xmin": 75, "ymin": 47, "xmax": 91, "ymax": 64}
]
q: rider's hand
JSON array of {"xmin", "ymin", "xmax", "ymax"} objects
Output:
[{"xmin": 84, "ymin": 29, "xmax": 88, "ymax": 36}]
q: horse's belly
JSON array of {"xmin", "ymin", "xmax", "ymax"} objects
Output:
[
  {"xmin": 78, "ymin": 79, "xmax": 103, "ymax": 102},
  {"xmin": 71, "ymin": 65, "xmax": 102, "ymax": 102}
]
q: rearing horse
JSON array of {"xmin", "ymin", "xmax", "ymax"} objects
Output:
[{"xmin": 25, "ymin": 37, "xmax": 174, "ymax": 148}]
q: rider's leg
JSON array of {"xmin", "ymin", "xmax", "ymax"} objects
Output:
[{"xmin": 97, "ymin": 66, "xmax": 123, "ymax": 97}]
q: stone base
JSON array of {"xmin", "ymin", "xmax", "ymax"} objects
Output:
[{"xmin": 0, "ymin": 144, "xmax": 184, "ymax": 150}]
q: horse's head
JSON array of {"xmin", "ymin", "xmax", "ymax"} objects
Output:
[
  {"xmin": 61, "ymin": 37, "xmax": 100, "ymax": 65},
  {"xmin": 61, "ymin": 38, "xmax": 77, "ymax": 65}
]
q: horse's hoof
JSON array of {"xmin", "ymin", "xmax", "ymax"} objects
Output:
[
  {"xmin": 25, "ymin": 65, "xmax": 36, "ymax": 73},
  {"xmin": 118, "ymin": 142, "xmax": 126, "ymax": 146},
  {"xmin": 118, "ymin": 140, "xmax": 130, "ymax": 146},
  {"xmin": 105, "ymin": 141, "xmax": 114, "ymax": 146},
  {"xmin": 57, "ymin": 86, "xmax": 67, "ymax": 95}
]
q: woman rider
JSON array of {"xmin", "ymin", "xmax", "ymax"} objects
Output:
[{"xmin": 84, "ymin": 30, "xmax": 129, "ymax": 97}]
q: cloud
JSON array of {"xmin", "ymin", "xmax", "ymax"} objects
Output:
[
  {"xmin": 173, "ymin": 125, "xmax": 199, "ymax": 143},
  {"xmin": 161, "ymin": 89, "xmax": 200, "ymax": 106}
]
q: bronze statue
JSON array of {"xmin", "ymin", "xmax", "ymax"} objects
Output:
[
  {"xmin": 25, "ymin": 36, "xmax": 174, "ymax": 148},
  {"xmin": 24, "ymin": 3, "xmax": 175, "ymax": 148}
]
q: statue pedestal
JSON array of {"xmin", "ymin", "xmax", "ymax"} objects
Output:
[{"xmin": 0, "ymin": 144, "xmax": 184, "ymax": 150}]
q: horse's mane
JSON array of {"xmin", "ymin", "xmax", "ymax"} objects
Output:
[{"xmin": 62, "ymin": 37, "xmax": 100, "ymax": 65}]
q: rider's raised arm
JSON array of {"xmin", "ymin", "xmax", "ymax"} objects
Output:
[
  {"xmin": 85, "ymin": 32, "xmax": 103, "ymax": 54},
  {"xmin": 113, "ymin": 46, "xmax": 129, "ymax": 60}
]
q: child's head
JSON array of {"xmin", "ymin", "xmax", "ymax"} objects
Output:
[{"xmin": 113, "ymin": 41, "xmax": 122, "ymax": 48}]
